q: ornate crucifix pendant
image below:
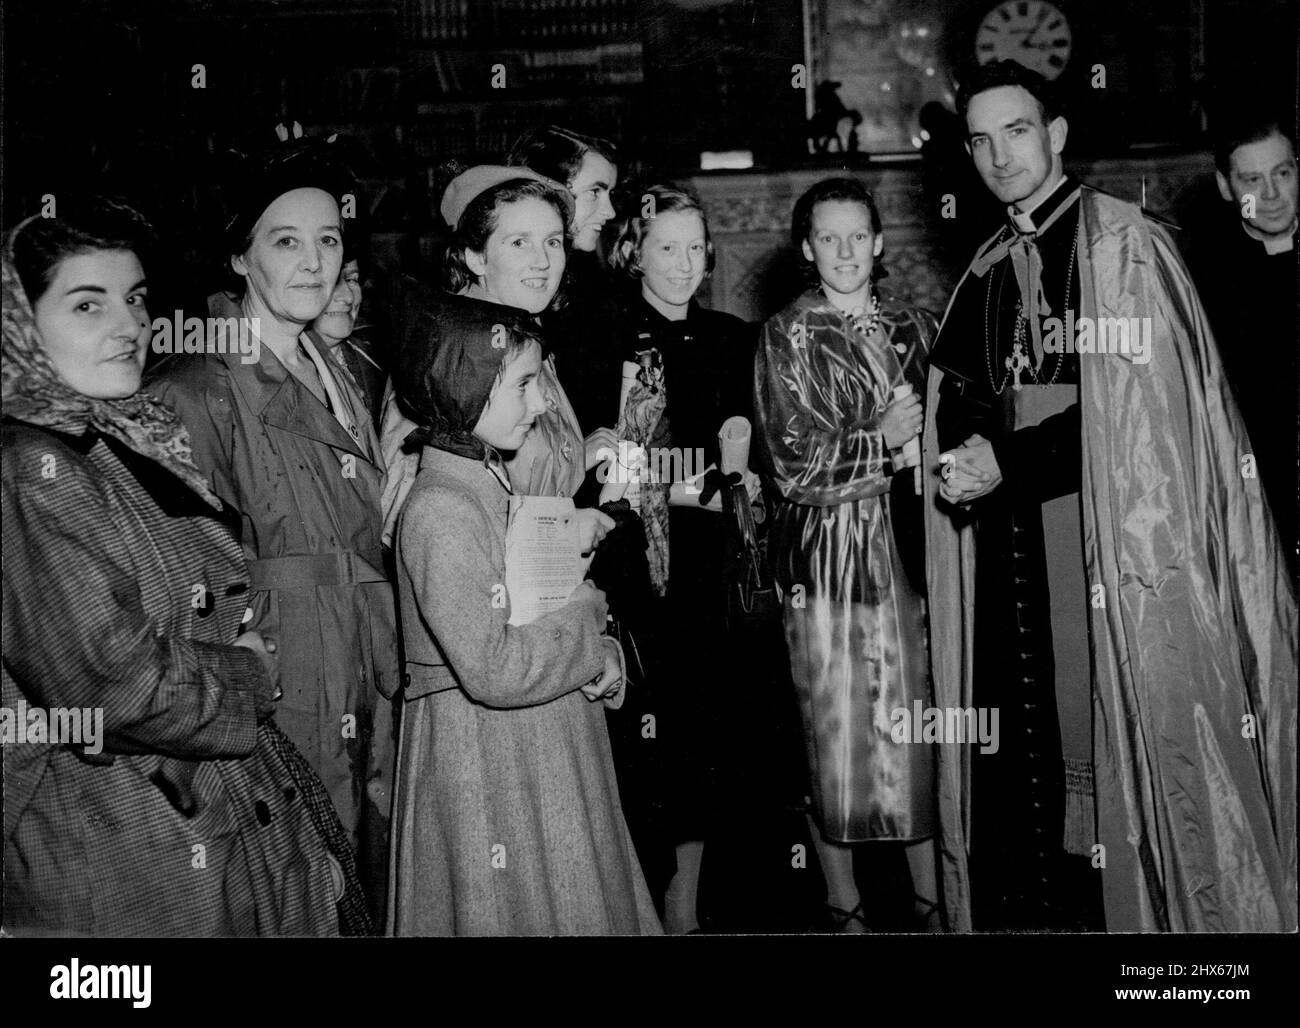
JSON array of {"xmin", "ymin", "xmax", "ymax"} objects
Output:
[{"xmin": 1005, "ymin": 341, "xmax": 1030, "ymax": 392}]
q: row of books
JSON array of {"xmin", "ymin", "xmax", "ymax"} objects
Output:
[
  {"xmin": 410, "ymin": 42, "xmax": 643, "ymax": 95},
  {"xmin": 406, "ymin": 0, "xmax": 641, "ymax": 43},
  {"xmin": 407, "ymin": 96, "xmax": 627, "ymax": 162},
  {"xmin": 289, "ymin": 66, "xmax": 404, "ymax": 122}
]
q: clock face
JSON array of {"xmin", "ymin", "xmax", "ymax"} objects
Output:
[{"xmin": 976, "ymin": 0, "xmax": 1072, "ymax": 81}]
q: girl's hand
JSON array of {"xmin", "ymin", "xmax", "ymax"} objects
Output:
[
  {"xmin": 572, "ymin": 507, "xmax": 616, "ymax": 555},
  {"xmin": 580, "ymin": 638, "xmax": 623, "ymax": 702},
  {"xmin": 880, "ymin": 392, "xmax": 923, "ymax": 449}
]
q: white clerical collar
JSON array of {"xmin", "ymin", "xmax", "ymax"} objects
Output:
[
  {"xmin": 1007, "ymin": 171, "xmax": 1068, "ymax": 234},
  {"xmin": 1240, "ymin": 216, "xmax": 1297, "ymax": 254}
]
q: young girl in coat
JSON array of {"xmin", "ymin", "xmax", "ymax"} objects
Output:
[{"xmin": 386, "ymin": 302, "xmax": 661, "ymax": 936}]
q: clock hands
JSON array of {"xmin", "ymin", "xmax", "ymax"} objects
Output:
[{"xmin": 1021, "ymin": 6, "xmax": 1052, "ymax": 50}]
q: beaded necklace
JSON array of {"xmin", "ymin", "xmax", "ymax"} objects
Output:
[
  {"xmin": 983, "ymin": 220, "xmax": 1079, "ymax": 393},
  {"xmin": 820, "ymin": 285, "xmax": 884, "ymax": 341}
]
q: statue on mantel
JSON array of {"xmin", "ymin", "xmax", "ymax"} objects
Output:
[{"xmin": 809, "ymin": 80, "xmax": 863, "ymax": 154}]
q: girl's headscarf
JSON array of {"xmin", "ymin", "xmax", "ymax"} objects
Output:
[
  {"xmin": 393, "ymin": 291, "xmax": 532, "ymax": 462},
  {"xmin": 1, "ymin": 223, "xmax": 222, "ymax": 509}
]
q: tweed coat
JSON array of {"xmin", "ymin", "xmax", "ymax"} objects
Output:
[
  {"xmin": 2, "ymin": 421, "xmax": 345, "ymax": 935},
  {"xmin": 387, "ymin": 446, "xmax": 662, "ymax": 935},
  {"xmin": 147, "ymin": 343, "xmax": 398, "ymax": 916}
]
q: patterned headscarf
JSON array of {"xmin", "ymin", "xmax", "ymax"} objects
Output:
[{"xmin": 1, "ymin": 222, "xmax": 223, "ymax": 509}]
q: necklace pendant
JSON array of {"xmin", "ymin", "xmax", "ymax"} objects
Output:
[{"xmin": 1007, "ymin": 342, "xmax": 1030, "ymax": 392}]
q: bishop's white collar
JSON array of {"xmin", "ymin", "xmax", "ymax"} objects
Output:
[{"xmin": 1007, "ymin": 170, "xmax": 1069, "ymax": 235}]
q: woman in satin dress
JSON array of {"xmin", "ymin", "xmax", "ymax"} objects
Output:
[{"xmin": 754, "ymin": 178, "xmax": 940, "ymax": 932}]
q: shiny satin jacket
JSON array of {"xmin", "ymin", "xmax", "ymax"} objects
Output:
[{"xmin": 755, "ymin": 288, "xmax": 936, "ymax": 601}]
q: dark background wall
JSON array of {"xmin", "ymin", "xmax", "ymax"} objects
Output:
[{"xmin": 1, "ymin": 0, "xmax": 1294, "ymax": 299}]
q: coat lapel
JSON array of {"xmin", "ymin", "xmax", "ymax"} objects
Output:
[{"xmin": 220, "ymin": 346, "xmax": 372, "ymax": 464}]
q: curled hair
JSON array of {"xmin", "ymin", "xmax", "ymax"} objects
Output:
[
  {"xmin": 791, "ymin": 178, "xmax": 886, "ymax": 284},
  {"xmin": 507, "ymin": 125, "xmax": 619, "ymax": 190},
  {"xmin": 442, "ymin": 174, "xmax": 573, "ymax": 300},
  {"xmin": 956, "ymin": 59, "xmax": 1064, "ymax": 125},
  {"xmin": 607, "ymin": 185, "xmax": 715, "ymax": 281},
  {"xmin": 11, "ymin": 196, "xmax": 156, "ymax": 305}
]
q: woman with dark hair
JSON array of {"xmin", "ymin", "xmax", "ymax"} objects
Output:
[
  {"xmin": 507, "ymin": 124, "xmax": 619, "ymax": 255},
  {"xmin": 605, "ymin": 184, "xmax": 761, "ymax": 933},
  {"xmin": 2, "ymin": 198, "xmax": 369, "ymax": 935},
  {"xmin": 148, "ymin": 143, "xmax": 398, "ymax": 923},
  {"xmin": 754, "ymin": 177, "xmax": 939, "ymax": 932}
]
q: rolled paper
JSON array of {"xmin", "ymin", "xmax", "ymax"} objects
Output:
[
  {"xmin": 719, "ymin": 415, "xmax": 751, "ymax": 476},
  {"xmin": 893, "ymin": 383, "xmax": 922, "ymax": 495},
  {"xmin": 598, "ymin": 451, "xmax": 631, "ymax": 505}
]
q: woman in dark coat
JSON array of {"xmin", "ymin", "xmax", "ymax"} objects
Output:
[
  {"xmin": 148, "ymin": 143, "xmax": 398, "ymax": 921},
  {"xmin": 605, "ymin": 185, "xmax": 761, "ymax": 933},
  {"xmin": 1, "ymin": 201, "xmax": 368, "ymax": 936}
]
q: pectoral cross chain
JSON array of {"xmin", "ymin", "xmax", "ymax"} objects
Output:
[{"xmin": 1005, "ymin": 341, "xmax": 1031, "ymax": 392}]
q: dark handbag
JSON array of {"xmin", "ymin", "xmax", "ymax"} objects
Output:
[{"xmin": 721, "ymin": 481, "xmax": 783, "ymax": 629}]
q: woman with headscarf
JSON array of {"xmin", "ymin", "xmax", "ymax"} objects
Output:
[
  {"xmin": 387, "ymin": 301, "xmax": 661, "ymax": 935},
  {"xmin": 1, "ymin": 198, "xmax": 369, "ymax": 935},
  {"xmin": 147, "ymin": 141, "xmax": 397, "ymax": 921}
]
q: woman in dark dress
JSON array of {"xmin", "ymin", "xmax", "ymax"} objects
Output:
[{"xmin": 606, "ymin": 185, "xmax": 761, "ymax": 933}]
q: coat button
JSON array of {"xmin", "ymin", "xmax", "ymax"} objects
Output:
[{"xmin": 403, "ymin": 672, "xmax": 412, "ymax": 686}]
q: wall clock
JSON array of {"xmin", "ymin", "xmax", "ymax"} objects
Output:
[{"xmin": 975, "ymin": 0, "xmax": 1072, "ymax": 81}]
